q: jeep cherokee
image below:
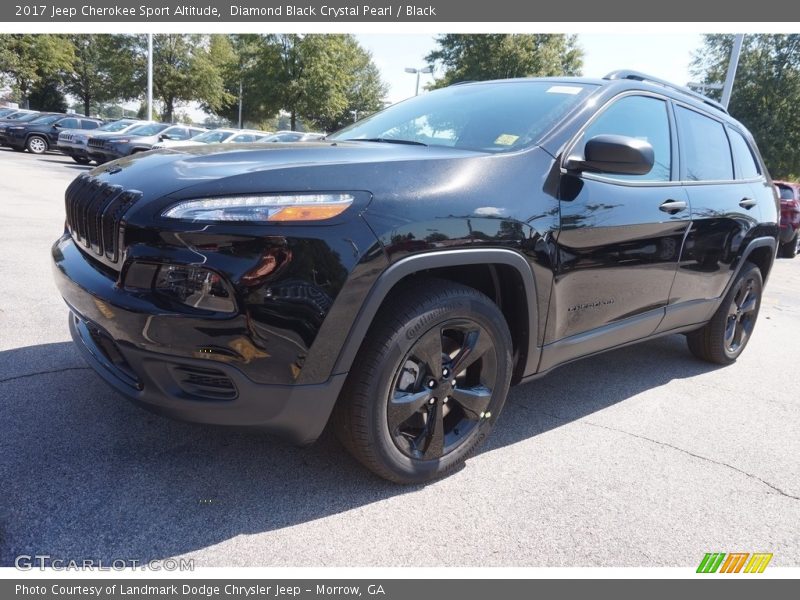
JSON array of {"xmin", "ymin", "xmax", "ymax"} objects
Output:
[{"xmin": 52, "ymin": 71, "xmax": 779, "ymax": 483}]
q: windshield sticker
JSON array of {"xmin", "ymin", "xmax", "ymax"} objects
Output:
[{"xmin": 546, "ymin": 85, "xmax": 583, "ymax": 95}]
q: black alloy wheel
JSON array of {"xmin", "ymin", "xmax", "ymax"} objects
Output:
[
  {"xmin": 334, "ymin": 278, "xmax": 513, "ymax": 483},
  {"xmin": 687, "ymin": 262, "xmax": 763, "ymax": 364}
]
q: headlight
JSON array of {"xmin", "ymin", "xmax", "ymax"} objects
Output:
[
  {"xmin": 8, "ymin": 126, "xmax": 25, "ymax": 130},
  {"xmin": 112, "ymin": 138, "xmax": 129, "ymax": 143},
  {"xmin": 161, "ymin": 193, "xmax": 354, "ymax": 222}
]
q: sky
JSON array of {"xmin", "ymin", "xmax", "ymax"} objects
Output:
[{"xmin": 356, "ymin": 33, "xmax": 704, "ymax": 104}]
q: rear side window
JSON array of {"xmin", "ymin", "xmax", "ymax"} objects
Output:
[
  {"xmin": 580, "ymin": 95, "xmax": 671, "ymax": 182},
  {"xmin": 727, "ymin": 128, "xmax": 761, "ymax": 179},
  {"xmin": 777, "ymin": 185, "xmax": 795, "ymax": 200},
  {"xmin": 675, "ymin": 106, "xmax": 733, "ymax": 181}
]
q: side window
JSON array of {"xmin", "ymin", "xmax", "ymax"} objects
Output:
[
  {"xmin": 173, "ymin": 128, "xmax": 191, "ymax": 140},
  {"xmin": 82, "ymin": 120, "xmax": 100, "ymax": 130},
  {"xmin": 675, "ymin": 106, "xmax": 733, "ymax": 181},
  {"xmin": 728, "ymin": 127, "xmax": 761, "ymax": 179},
  {"xmin": 579, "ymin": 95, "xmax": 671, "ymax": 182},
  {"xmin": 57, "ymin": 118, "xmax": 79, "ymax": 129}
]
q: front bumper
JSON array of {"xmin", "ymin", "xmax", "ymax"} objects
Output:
[{"xmin": 52, "ymin": 234, "xmax": 348, "ymax": 445}]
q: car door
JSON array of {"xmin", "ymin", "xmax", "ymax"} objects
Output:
[
  {"xmin": 662, "ymin": 105, "xmax": 766, "ymax": 328},
  {"xmin": 544, "ymin": 93, "xmax": 690, "ymax": 365}
]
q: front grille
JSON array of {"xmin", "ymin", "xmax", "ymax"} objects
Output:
[
  {"xmin": 65, "ymin": 174, "xmax": 140, "ymax": 266},
  {"xmin": 88, "ymin": 138, "xmax": 106, "ymax": 149}
]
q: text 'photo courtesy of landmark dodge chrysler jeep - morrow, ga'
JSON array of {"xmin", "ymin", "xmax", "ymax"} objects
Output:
[{"xmin": 53, "ymin": 71, "xmax": 779, "ymax": 483}]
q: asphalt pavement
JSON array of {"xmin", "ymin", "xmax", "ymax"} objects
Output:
[{"xmin": 0, "ymin": 148, "xmax": 797, "ymax": 567}]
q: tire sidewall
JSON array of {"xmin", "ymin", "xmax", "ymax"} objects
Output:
[{"xmin": 366, "ymin": 295, "xmax": 512, "ymax": 481}]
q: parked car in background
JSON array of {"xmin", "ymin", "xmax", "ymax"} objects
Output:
[
  {"xmin": 0, "ymin": 109, "xmax": 38, "ymax": 120},
  {"xmin": 5, "ymin": 114, "xmax": 104, "ymax": 154},
  {"xmin": 228, "ymin": 130, "xmax": 272, "ymax": 143},
  {"xmin": 258, "ymin": 131, "xmax": 326, "ymax": 142},
  {"xmin": 152, "ymin": 127, "xmax": 238, "ymax": 149},
  {"xmin": 775, "ymin": 180, "xmax": 800, "ymax": 258},
  {"xmin": 0, "ymin": 107, "xmax": 21, "ymax": 118},
  {"xmin": 0, "ymin": 112, "xmax": 49, "ymax": 145},
  {"xmin": 53, "ymin": 72, "xmax": 778, "ymax": 483},
  {"xmin": 58, "ymin": 119, "xmax": 142, "ymax": 164},
  {"xmin": 87, "ymin": 123, "xmax": 205, "ymax": 162}
]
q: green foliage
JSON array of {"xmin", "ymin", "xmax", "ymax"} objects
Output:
[
  {"xmin": 692, "ymin": 34, "xmax": 800, "ymax": 179},
  {"xmin": 0, "ymin": 34, "xmax": 73, "ymax": 105},
  {"xmin": 253, "ymin": 34, "xmax": 387, "ymax": 132},
  {"xmin": 142, "ymin": 34, "xmax": 233, "ymax": 123},
  {"xmin": 425, "ymin": 34, "xmax": 584, "ymax": 88},
  {"xmin": 28, "ymin": 77, "xmax": 68, "ymax": 112}
]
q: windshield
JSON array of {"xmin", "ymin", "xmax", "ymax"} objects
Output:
[
  {"xmin": 126, "ymin": 123, "xmax": 168, "ymax": 136},
  {"xmin": 98, "ymin": 120, "xmax": 137, "ymax": 132},
  {"xmin": 329, "ymin": 81, "xmax": 595, "ymax": 152},
  {"xmin": 13, "ymin": 112, "xmax": 45, "ymax": 123},
  {"xmin": 191, "ymin": 130, "xmax": 235, "ymax": 143},
  {"xmin": 30, "ymin": 114, "xmax": 62, "ymax": 125}
]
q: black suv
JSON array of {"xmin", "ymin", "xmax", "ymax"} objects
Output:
[
  {"xmin": 6, "ymin": 113, "xmax": 104, "ymax": 154},
  {"xmin": 52, "ymin": 72, "xmax": 779, "ymax": 483}
]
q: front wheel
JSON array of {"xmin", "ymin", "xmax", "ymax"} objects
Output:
[
  {"xmin": 687, "ymin": 262, "xmax": 763, "ymax": 364},
  {"xmin": 333, "ymin": 278, "xmax": 513, "ymax": 484},
  {"xmin": 26, "ymin": 135, "xmax": 48, "ymax": 154}
]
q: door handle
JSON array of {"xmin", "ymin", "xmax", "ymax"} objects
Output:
[
  {"xmin": 659, "ymin": 199, "xmax": 687, "ymax": 214},
  {"xmin": 739, "ymin": 197, "xmax": 757, "ymax": 209}
]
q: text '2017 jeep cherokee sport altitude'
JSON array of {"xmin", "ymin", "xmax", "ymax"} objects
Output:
[{"xmin": 53, "ymin": 71, "xmax": 779, "ymax": 483}]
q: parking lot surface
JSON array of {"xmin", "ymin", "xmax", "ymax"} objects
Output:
[{"xmin": 0, "ymin": 149, "xmax": 798, "ymax": 567}]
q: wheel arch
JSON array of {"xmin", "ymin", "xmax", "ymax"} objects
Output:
[
  {"xmin": 734, "ymin": 236, "xmax": 777, "ymax": 290},
  {"xmin": 331, "ymin": 249, "xmax": 540, "ymax": 385}
]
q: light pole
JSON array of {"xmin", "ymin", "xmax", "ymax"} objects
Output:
[
  {"xmin": 405, "ymin": 66, "xmax": 432, "ymax": 96},
  {"xmin": 146, "ymin": 34, "xmax": 153, "ymax": 121}
]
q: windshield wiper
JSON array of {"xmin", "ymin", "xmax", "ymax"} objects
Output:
[{"xmin": 343, "ymin": 137, "xmax": 428, "ymax": 146}]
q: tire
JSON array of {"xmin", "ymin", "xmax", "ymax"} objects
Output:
[
  {"xmin": 26, "ymin": 135, "xmax": 48, "ymax": 154},
  {"xmin": 687, "ymin": 262, "xmax": 763, "ymax": 365},
  {"xmin": 71, "ymin": 156, "xmax": 91, "ymax": 165},
  {"xmin": 780, "ymin": 232, "xmax": 799, "ymax": 258},
  {"xmin": 333, "ymin": 278, "xmax": 513, "ymax": 484}
]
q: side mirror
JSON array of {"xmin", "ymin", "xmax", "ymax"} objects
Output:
[
  {"xmin": 159, "ymin": 133, "xmax": 175, "ymax": 141},
  {"xmin": 565, "ymin": 134, "xmax": 654, "ymax": 176},
  {"xmin": 53, "ymin": 122, "xmax": 63, "ymax": 128}
]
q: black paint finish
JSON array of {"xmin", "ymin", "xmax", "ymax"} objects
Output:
[{"xmin": 51, "ymin": 76, "xmax": 779, "ymax": 443}]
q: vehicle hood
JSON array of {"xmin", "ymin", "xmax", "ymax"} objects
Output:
[{"xmin": 89, "ymin": 141, "xmax": 490, "ymax": 202}]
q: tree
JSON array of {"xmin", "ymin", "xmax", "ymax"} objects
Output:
[
  {"xmin": 144, "ymin": 34, "xmax": 232, "ymax": 123},
  {"xmin": 263, "ymin": 34, "xmax": 387, "ymax": 131},
  {"xmin": 425, "ymin": 34, "xmax": 583, "ymax": 88},
  {"xmin": 0, "ymin": 34, "xmax": 73, "ymax": 107},
  {"xmin": 28, "ymin": 77, "xmax": 68, "ymax": 112},
  {"xmin": 692, "ymin": 34, "xmax": 800, "ymax": 179},
  {"xmin": 63, "ymin": 34, "xmax": 140, "ymax": 116}
]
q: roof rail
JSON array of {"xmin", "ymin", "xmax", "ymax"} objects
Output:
[{"xmin": 603, "ymin": 70, "xmax": 728, "ymax": 114}]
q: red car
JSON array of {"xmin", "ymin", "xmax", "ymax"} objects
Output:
[{"xmin": 775, "ymin": 181, "xmax": 800, "ymax": 258}]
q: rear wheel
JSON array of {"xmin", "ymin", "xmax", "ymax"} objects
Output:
[
  {"xmin": 71, "ymin": 156, "xmax": 91, "ymax": 165},
  {"xmin": 26, "ymin": 135, "xmax": 48, "ymax": 154},
  {"xmin": 333, "ymin": 278, "xmax": 513, "ymax": 484},
  {"xmin": 687, "ymin": 263, "xmax": 763, "ymax": 365},
  {"xmin": 780, "ymin": 232, "xmax": 799, "ymax": 258}
]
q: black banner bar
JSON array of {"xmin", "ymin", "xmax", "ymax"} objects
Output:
[
  {"xmin": 4, "ymin": 579, "xmax": 798, "ymax": 600},
  {"xmin": 3, "ymin": 0, "xmax": 800, "ymax": 22}
]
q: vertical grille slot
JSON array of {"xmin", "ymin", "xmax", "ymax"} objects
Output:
[{"xmin": 64, "ymin": 174, "xmax": 140, "ymax": 267}]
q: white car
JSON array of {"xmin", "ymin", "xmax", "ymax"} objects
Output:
[{"xmin": 152, "ymin": 128, "xmax": 271, "ymax": 149}]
